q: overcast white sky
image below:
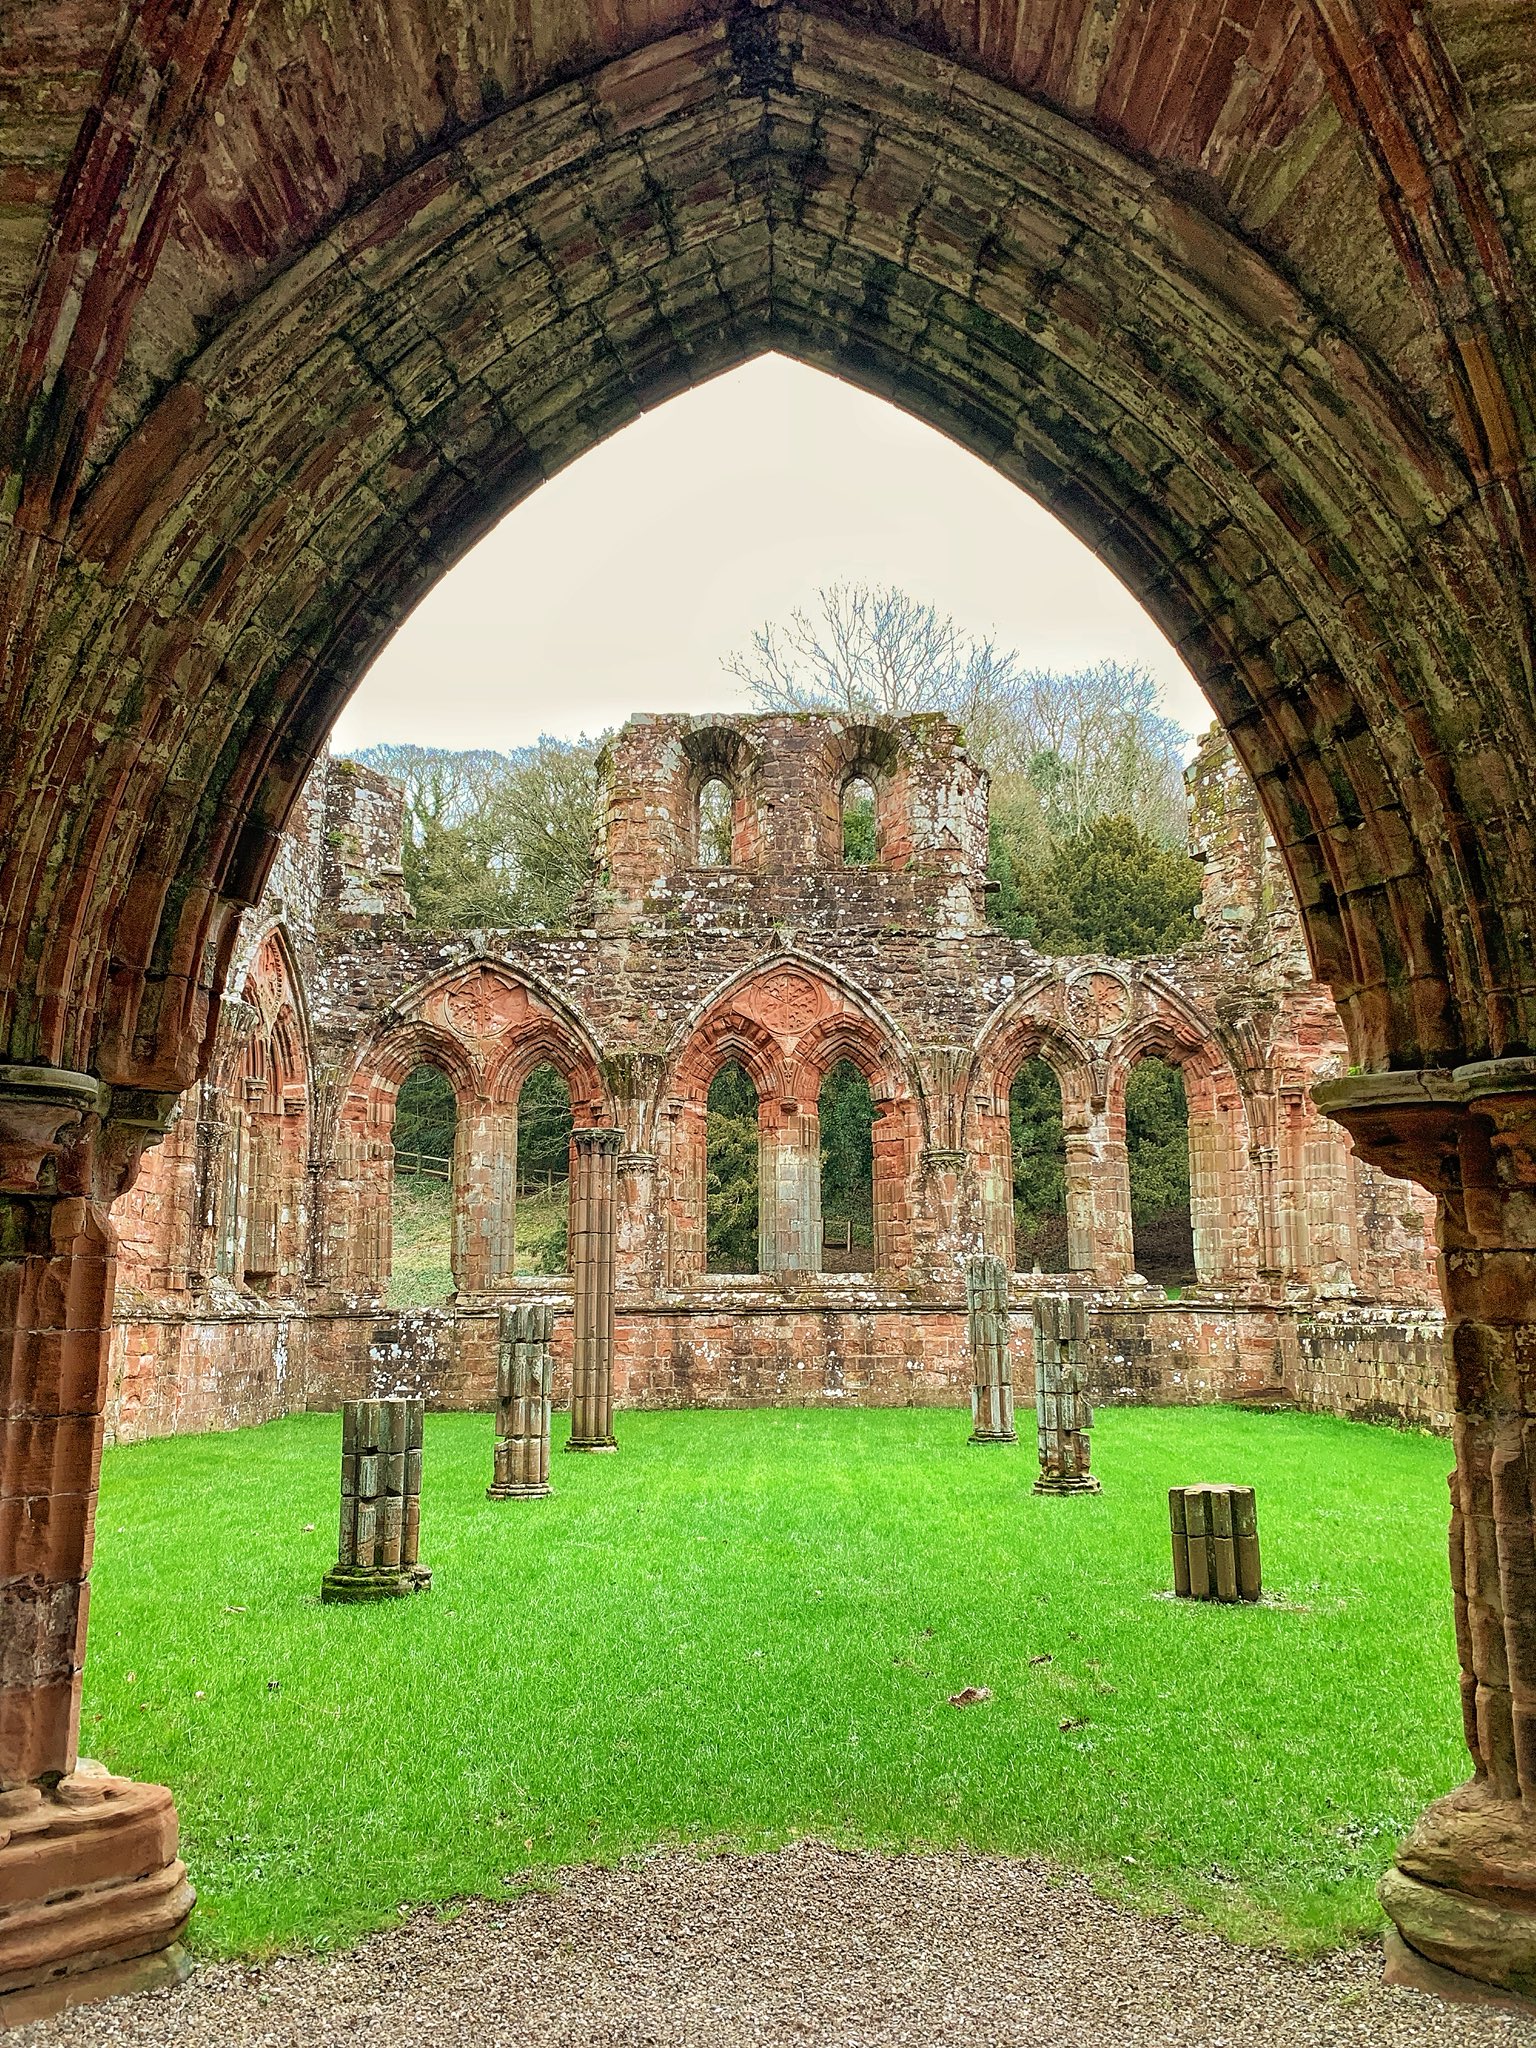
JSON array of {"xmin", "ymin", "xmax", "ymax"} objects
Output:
[{"xmin": 330, "ymin": 353, "xmax": 1213, "ymax": 755}]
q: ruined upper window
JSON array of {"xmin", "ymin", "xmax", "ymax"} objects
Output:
[
  {"xmin": 842, "ymin": 777, "xmax": 877, "ymax": 866},
  {"xmin": 698, "ymin": 778, "xmax": 734, "ymax": 866}
]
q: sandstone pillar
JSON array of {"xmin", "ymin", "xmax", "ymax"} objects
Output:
[
  {"xmin": 452, "ymin": 1103, "xmax": 518, "ymax": 1292},
  {"xmin": 758, "ymin": 1099, "xmax": 821, "ymax": 1274},
  {"xmin": 1031, "ymin": 1293, "xmax": 1100, "ymax": 1494},
  {"xmin": 567, "ymin": 1126, "xmax": 621, "ymax": 1450},
  {"xmin": 0, "ymin": 1068, "xmax": 193, "ymax": 2022},
  {"xmin": 965, "ymin": 1255, "xmax": 1016, "ymax": 1443},
  {"xmin": 322, "ymin": 1398, "xmax": 431, "ymax": 1601},
  {"xmin": 1318, "ymin": 1061, "xmax": 1536, "ymax": 2000},
  {"xmin": 488, "ymin": 1304, "xmax": 554, "ymax": 1498}
]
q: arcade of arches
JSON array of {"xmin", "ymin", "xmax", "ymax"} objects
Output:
[
  {"xmin": 4, "ymin": 0, "xmax": 1536, "ymax": 2014},
  {"xmin": 111, "ymin": 715, "xmax": 1442, "ymax": 1438}
]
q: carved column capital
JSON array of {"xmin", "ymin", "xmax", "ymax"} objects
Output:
[
  {"xmin": 0, "ymin": 1067, "xmax": 182, "ymax": 1202},
  {"xmin": 570, "ymin": 1123, "xmax": 624, "ymax": 1160},
  {"xmin": 0, "ymin": 1066, "xmax": 104, "ymax": 1194},
  {"xmin": 1315, "ymin": 1058, "xmax": 1536, "ymax": 1246},
  {"xmin": 1312, "ymin": 1067, "xmax": 1466, "ymax": 1193}
]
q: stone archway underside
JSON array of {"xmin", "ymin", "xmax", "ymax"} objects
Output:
[
  {"xmin": 5, "ymin": 0, "xmax": 1536, "ymax": 2016},
  {"xmin": 1, "ymin": 6, "xmax": 1534, "ymax": 1091}
]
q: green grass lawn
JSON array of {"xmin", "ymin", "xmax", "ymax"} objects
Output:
[
  {"xmin": 387, "ymin": 1174, "xmax": 568, "ymax": 1304},
  {"xmin": 83, "ymin": 1407, "xmax": 1462, "ymax": 1961}
]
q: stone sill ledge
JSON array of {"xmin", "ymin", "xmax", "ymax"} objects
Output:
[{"xmin": 114, "ymin": 1288, "xmax": 1445, "ymax": 1324}]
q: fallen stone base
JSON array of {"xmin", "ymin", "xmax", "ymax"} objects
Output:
[{"xmin": 319, "ymin": 1565, "xmax": 432, "ymax": 1604}]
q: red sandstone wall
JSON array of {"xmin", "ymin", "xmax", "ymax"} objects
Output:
[{"xmin": 106, "ymin": 1291, "xmax": 1451, "ymax": 1445}]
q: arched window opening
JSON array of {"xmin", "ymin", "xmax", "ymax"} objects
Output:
[
  {"xmin": 1011, "ymin": 1058, "xmax": 1067, "ymax": 1273},
  {"xmin": 707, "ymin": 1062, "xmax": 759, "ymax": 1272},
  {"xmin": 389, "ymin": 1063, "xmax": 457, "ymax": 1305},
  {"xmin": 241, "ymin": 1051, "xmax": 280, "ymax": 1292},
  {"xmin": 819, "ymin": 1060, "xmax": 874, "ymax": 1270},
  {"xmin": 1127, "ymin": 1057, "xmax": 1194, "ymax": 1294},
  {"xmin": 842, "ymin": 777, "xmax": 877, "ymax": 866},
  {"xmin": 698, "ymin": 778, "xmax": 735, "ymax": 866},
  {"xmin": 516, "ymin": 1062, "xmax": 572, "ymax": 1274}
]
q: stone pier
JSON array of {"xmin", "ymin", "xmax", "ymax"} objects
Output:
[
  {"xmin": 1031, "ymin": 1294, "xmax": 1100, "ymax": 1495},
  {"xmin": 488, "ymin": 1303, "xmax": 554, "ymax": 1498},
  {"xmin": 322, "ymin": 1398, "xmax": 430, "ymax": 1601},
  {"xmin": 965, "ymin": 1256, "xmax": 1016, "ymax": 1444},
  {"xmin": 567, "ymin": 1127, "xmax": 621, "ymax": 1451}
]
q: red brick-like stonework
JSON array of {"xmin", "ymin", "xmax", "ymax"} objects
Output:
[{"xmin": 108, "ymin": 715, "xmax": 1442, "ymax": 1437}]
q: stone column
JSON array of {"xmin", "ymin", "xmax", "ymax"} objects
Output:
[
  {"xmin": 488, "ymin": 1304, "xmax": 554, "ymax": 1498},
  {"xmin": 1031, "ymin": 1293, "xmax": 1100, "ymax": 1494},
  {"xmin": 758, "ymin": 1097, "xmax": 820, "ymax": 1274},
  {"xmin": 965, "ymin": 1255, "xmax": 1016, "ymax": 1443},
  {"xmin": 567, "ymin": 1125, "xmax": 621, "ymax": 1451},
  {"xmin": 452, "ymin": 1102, "xmax": 518, "ymax": 1293},
  {"xmin": 1318, "ymin": 1061, "xmax": 1536, "ymax": 2000},
  {"xmin": 322, "ymin": 1398, "xmax": 431, "ymax": 1601},
  {"xmin": 0, "ymin": 1068, "xmax": 193, "ymax": 2022}
]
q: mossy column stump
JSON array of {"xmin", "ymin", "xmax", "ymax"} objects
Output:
[
  {"xmin": 1169, "ymin": 1484, "xmax": 1261, "ymax": 1601},
  {"xmin": 1032, "ymin": 1293, "xmax": 1101, "ymax": 1494},
  {"xmin": 488, "ymin": 1303, "xmax": 554, "ymax": 1498},
  {"xmin": 567, "ymin": 1126, "xmax": 621, "ymax": 1452},
  {"xmin": 965, "ymin": 1255, "xmax": 1016, "ymax": 1443},
  {"xmin": 322, "ymin": 1398, "xmax": 432, "ymax": 1601}
]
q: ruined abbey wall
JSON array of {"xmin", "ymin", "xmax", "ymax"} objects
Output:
[{"xmin": 107, "ymin": 715, "xmax": 1445, "ymax": 1443}]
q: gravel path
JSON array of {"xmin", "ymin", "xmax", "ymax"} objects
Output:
[{"xmin": 21, "ymin": 1844, "xmax": 1536, "ymax": 2046}]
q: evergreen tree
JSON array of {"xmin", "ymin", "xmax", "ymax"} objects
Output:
[
  {"xmin": 1010, "ymin": 1059, "xmax": 1067, "ymax": 1269},
  {"xmin": 706, "ymin": 1064, "xmax": 760, "ymax": 1271},
  {"xmin": 1019, "ymin": 815, "xmax": 1202, "ymax": 957},
  {"xmin": 819, "ymin": 1061, "xmax": 874, "ymax": 1242}
]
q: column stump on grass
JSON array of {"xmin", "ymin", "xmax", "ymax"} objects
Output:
[
  {"xmin": 1169, "ymin": 1483, "xmax": 1261, "ymax": 1601},
  {"xmin": 1031, "ymin": 1293, "xmax": 1101, "ymax": 1495},
  {"xmin": 966, "ymin": 1255, "xmax": 1017, "ymax": 1444},
  {"xmin": 322, "ymin": 1398, "xmax": 432, "ymax": 1602},
  {"xmin": 488, "ymin": 1302, "xmax": 554, "ymax": 1499}
]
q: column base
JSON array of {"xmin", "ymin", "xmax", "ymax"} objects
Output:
[
  {"xmin": 967, "ymin": 1430, "xmax": 1018, "ymax": 1446},
  {"xmin": 320, "ymin": 1564, "xmax": 432, "ymax": 1603},
  {"xmin": 564, "ymin": 1438, "xmax": 617, "ymax": 1453},
  {"xmin": 1032, "ymin": 1474, "xmax": 1102, "ymax": 1495},
  {"xmin": 0, "ymin": 1769, "xmax": 194, "ymax": 2023},
  {"xmin": 1380, "ymin": 1780, "xmax": 1536, "ymax": 1999},
  {"xmin": 485, "ymin": 1483, "xmax": 551, "ymax": 1500},
  {"xmin": 1383, "ymin": 1928, "xmax": 1536, "ymax": 2014}
]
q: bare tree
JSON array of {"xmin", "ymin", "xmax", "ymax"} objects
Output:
[
  {"xmin": 725, "ymin": 582, "xmax": 1023, "ymax": 742},
  {"xmin": 725, "ymin": 582, "xmax": 1189, "ymax": 847}
]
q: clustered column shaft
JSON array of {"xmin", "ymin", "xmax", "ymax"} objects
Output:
[
  {"xmin": 965, "ymin": 1255, "xmax": 1016, "ymax": 1444},
  {"xmin": 1031, "ymin": 1293, "xmax": 1100, "ymax": 1495},
  {"xmin": 1169, "ymin": 1484, "xmax": 1260, "ymax": 1600},
  {"xmin": 488, "ymin": 1303, "xmax": 554, "ymax": 1498},
  {"xmin": 1317, "ymin": 1063, "xmax": 1536, "ymax": 1998},
  {"xmin": 568, "ymin": 1126, "xmax": 621, "ymax": 1451},
  {"xmin": 322, "ymin": 1398, "xmax": 431, "ymax": 1601}
]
